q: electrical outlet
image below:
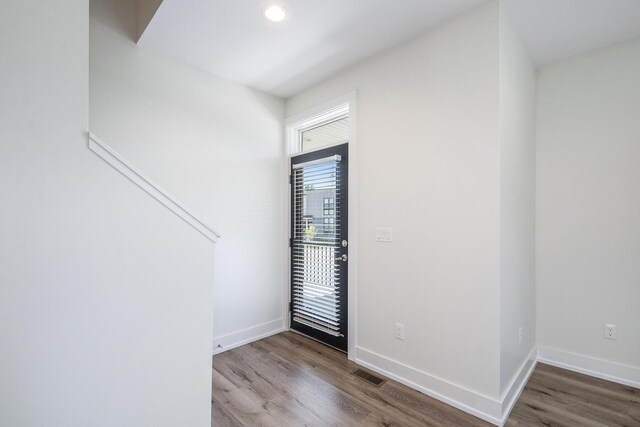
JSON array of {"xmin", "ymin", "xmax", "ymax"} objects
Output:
[
  {"xmin": 518, "ymin": 327, "xmax": 523, "ymax": 344},
  {"xmin": 604, "ymin": 323, "xmax": 617, "ymax": 340},
  {"xmin": 394, "ymin": 323, "xmax": 404, "ymax": 340}
]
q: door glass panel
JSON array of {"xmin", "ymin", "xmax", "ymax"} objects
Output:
[{"xmin": 291, "ymin": 144, "xmax": 348, "ymax": 351}]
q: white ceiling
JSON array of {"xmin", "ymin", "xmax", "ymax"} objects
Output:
[
  {"xmin": 139, "ymin": 0, "xmax": 640, "ymax": 99},
  {"xmin": 138, "ymin": 0, "xmax": 486, "ymax": 98},
  {"xmin": 503, "ymin": 0, "xmax": 640, "ymax": 65}
]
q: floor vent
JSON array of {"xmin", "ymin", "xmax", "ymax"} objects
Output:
[{"xmin": 352, "ymin": 369, "xmax": 386, "ymax": 387}]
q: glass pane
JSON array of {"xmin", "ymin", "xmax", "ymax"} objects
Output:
[
  {"xmin": 301, "ymin": 117, "xmax": 349, "ymax": 152},
  {"xmin": 303, "ymin": 168, "xmax": 336, "ymax": 241}
]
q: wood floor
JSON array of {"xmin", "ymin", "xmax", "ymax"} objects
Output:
[
  {"xmin": 212, "ymin": 332, "xmax": 640, "ymax": 426},
  {"xmin": 507, "ymin": 363, "xmax": 639, "ymax": 426}
]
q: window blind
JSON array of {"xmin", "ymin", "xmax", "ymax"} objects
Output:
[{"xmin": 291, "ymin": 155, "xmax": 343, "ymax": 336}]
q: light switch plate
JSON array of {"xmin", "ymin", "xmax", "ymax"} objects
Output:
[{"xmin": 376, "ymin": 227, "xmax": 393, "ymax": 242}]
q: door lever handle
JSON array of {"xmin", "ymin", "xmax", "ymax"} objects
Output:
[{"xmin": 340, "ymin": 254, "xmax": 348, "ymax": 262}]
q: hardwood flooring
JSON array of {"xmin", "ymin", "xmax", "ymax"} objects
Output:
[
  {"xmin": 507, "ymin": 363, "xmax": 639, "ymax": 426},
  {"xmin": 212, "ymin": 332, "xmax": 639, "ymax": 426}
]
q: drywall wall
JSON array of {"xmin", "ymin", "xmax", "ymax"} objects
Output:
[
  {"xmin": 536, "ymin": 38, "xmax": 640, "ymax": 370},
  {"xmin": 90, "ymin": 0, "xmax": 285, "ymax": 347},
  {"xmin": 1, "ymin": 0, "xmax": 215, "ymax": 425},
  {"xmin": 498, "ymin": 8, "xmax": 536, "ymax": 396},
  {"xmin": 287, "ymin": 2, "xmax": 502, "ymax": 402},
  {"xmin": 135, "ymin": 0, "xmax": 163, "ymax": 40}
]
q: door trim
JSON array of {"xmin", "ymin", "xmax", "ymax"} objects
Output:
[{"xmin": 284, "ymin": 91, "xmax": 358, "ymax": 360}]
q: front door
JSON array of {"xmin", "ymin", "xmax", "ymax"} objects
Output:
[{"xmin": 290, "ymin": 143, "xmax": 348, "ymax": 351}]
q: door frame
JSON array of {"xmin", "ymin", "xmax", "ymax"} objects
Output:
[{"xmin": 283, "ymin": 91, "xmax": 358, "ymax": 360}]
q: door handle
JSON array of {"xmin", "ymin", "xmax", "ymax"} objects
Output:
[{"xmin": 340, "ymin": 254, "xmax": 348, "ymax": 262}]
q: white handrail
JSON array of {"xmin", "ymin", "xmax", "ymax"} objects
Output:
[{"xmin": 88, "ymin": 132, "xmax": 221, "ymax": 243}]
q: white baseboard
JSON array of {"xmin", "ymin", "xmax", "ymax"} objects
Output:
[
  {"xmin": 499, "ymin": 347, "xmax": 537, "ymax": 425},
  {"xmin": 537, "ymin": 345, "xmax": 640, "ymax": 389},
  {"xmin": 355, "ymin": 346, "xmax": 503, "ymax": 425},
  {"xmin": 213, "ymin": 319, "xmax": 284, "ymax": 355},
  {"xmin": 355, "ymin": 346, "xmax": 538, "ymax": 426}
]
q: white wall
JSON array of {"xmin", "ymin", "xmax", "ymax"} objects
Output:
[
  {"xmin": 536, "ymin": 38, "xmax": 640, "ymax": 369},
  {"xmin": 498, "ymin": 8, "xmax": 536, "ymax": 396},
  {"xmin": 1, "ymin": 1, "xmax": 215, "ymax": 425},
  {"xmin": 287, "ymin": 2, "xmax": 503, "ymax": 401},
  {"xmin": 90, "ymin": 0, "xmax": 285, "ymax": 347},
  {"xmin": 134, "ymin": 0, "xmax": 163, "ymax": 41}
]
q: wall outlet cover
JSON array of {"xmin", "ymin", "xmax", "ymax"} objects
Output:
[
  {"xmin": 604, "ymin": 323, "xmax": 617, "ymax": 340},
  {"xmin": 394, "ymin": 322, "xmax": 404, "ymax": 340}
]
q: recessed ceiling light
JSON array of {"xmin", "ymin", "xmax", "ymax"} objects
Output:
[{"xmin": 264, "ymin": 4, "xmax": 287, "ymax": 22}]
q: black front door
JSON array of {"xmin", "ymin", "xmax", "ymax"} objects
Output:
[{"xmin": 290, "ymin": 143, "xmax": 348, "ymax": 351}]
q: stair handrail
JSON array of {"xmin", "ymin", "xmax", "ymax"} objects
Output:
[{"xmin": 88, "ymin": 132, "xmax": 221, "ymax": 243}]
